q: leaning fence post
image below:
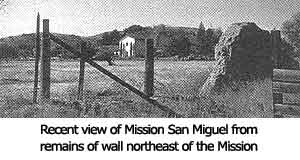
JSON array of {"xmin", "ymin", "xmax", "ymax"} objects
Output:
[
  {"xmin": 77, "ymin": 41, "xmax": 86, "ymax": 101},
  {"xmin": 49, "ymin": 34, "xmax": 181, "ymax": 117},
  {"xmin": 33, "ymin": 13, "xmax": 40, "ymax": 103},
  {"xmin": 40, "ymin": 19, "xmax": 51, "ymax": 101},
  {"xmin": 144, "ymin": 39, "xmax": 154, "ymax": 97}
]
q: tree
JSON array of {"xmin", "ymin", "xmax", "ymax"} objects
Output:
[
  {"xmin": 154, "ymin": 24, "xmax": 167, "ymax": 34},
  {"xmin": 110, "ymin": 29, "xmax": 121, "ymax": 45},
  {"xmin": 203, "ymin": 28, "xmax": 222, "ymax": 56},
  {"xmin": 196, "ymin": 22, "xmax": 206, "ymax": 44},
  {"xmin": 281, "ymin": 12, "xmax": 300, "ymax": 56},
  {"xmin": 101, "ymin": 32, "xmax": 112, "ymax": 45},
  {"xmin": 281, "ymin": 39, "xmax": 296, "ymax": 56},
  {"xmin": 0, "ymin": 43, "xmax": 18, "ymax": 59},
  {"xmin": 101, "ymin": 30, "xmax": 121, "ymax": 45},
  {"xmin": 196, "ymin": 22, "xmax": 212, "ymax": 56},
  {"xmin": 124, "ymin": 25, "xmax": 145, "ymax": 34},
  {"xmin": 123, "ymin": 25, "xmax": 152, "ymax": 35},
  {"xmin": 169, "ymin": 35, "xmax": 191, "ymax": 58}
]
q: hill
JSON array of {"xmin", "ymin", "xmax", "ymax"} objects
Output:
[
  {"xmin": 0, "ymin": 24, "xmax": 205, "ymax": 59},
  {"xmin": 0, "ymin": 33, "xmax": 83, "ymax": 49},
  {"xmin": 165, "ymin": 26, "xmax": 198, "ymax": 33},
  {"xmin": 0, "ymin": 33, "xmax": 84, "ymax": 59}
]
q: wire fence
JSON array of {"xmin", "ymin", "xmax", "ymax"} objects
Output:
[{"xmin": 0, "ymin": 58, "xmax": 216, "ymax": 118}]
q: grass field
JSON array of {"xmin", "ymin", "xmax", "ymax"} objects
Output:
[{"xmin": 0, "ymin": 60, "xmax": 218, "ymax": 118}]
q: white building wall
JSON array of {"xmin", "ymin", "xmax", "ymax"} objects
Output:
[{"xmin": 119, "ymin": 37, "xmax": 135, "ymax": 57}]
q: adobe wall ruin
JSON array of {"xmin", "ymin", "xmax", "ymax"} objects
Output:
[{"xmin": 200, "ymin": 22, "xmax": 273, "ymax": 118}]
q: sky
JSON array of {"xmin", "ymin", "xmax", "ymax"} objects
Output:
[{"xmin": 0, "ymin": 0, "xmax": 300, "ymax": 38}]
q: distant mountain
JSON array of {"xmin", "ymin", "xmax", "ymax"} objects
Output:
[
  {"xmin": 0, "ymin": 33, "xmax": 83, "ymax": 49},
  {"xmin": 0, "ymin": 33, "xmax": 36, "ymax": 50},
  {"xmin": 0, "ymin": 33, "xmax": 86, "ymax": 58},
  {"xmin": 82, "ymin": 33, "xmax": 104, "ymax": 45},
  {"xmin": 83, "ymin": 31, "xmax": 125, "ymax": 47},
  {"xmin": 0, "ymin": 25, "xmax": 201, "ymax": 59}
]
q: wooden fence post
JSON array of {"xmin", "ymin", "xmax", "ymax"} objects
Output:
[
  {"xmin": 271, "ymin": 30, "xmax": 281, "ymax": 117},
  {"xmin": 40, "ymin": 19, "xmax": 51, "ymax": 101},
  {"xmin": 77, "ymin": 41, "xmax": 86, "ymax": 101},
  {"xmin": 271, "ymin": 30, "xmax": 281, "ymax": 68},
  {"xmin": 120, "ymin": 43, "xmax": 123, "ymax": 57},
  {"xmin": 33, "ymin": 13, "xmax": 40, "ymax": 103},
  {"xmin": 49, "ymin": 33, "xmax": 182, "ymax": 117},
  {"xmin": 144, "ymin": 39, "xmax": 154, "ymax": 97}
]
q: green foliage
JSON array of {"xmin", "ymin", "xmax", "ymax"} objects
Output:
[
  {"xmin": 152, "ymin": 23, "xmax": 222, "ymax": 59},
  {"xmin": 195, "ymin": 27, "xmax": 222, "ymax": 57},
  {"xmin": 0, "ymin": 33, "xmax": 83, "ymax": 59},
  {"xmin": 0, "ymin": 22, "xmax": 222, "ymax": 60},
  {"xmin": 0, "ymin": 43, "xmax": 18, "ymax": 59},
  {"xmin": 281, "ymin": 38, "xmax": 296, "ymax": 57},
  {"xmin": 123, "ymin": 25, "xmax": 152, "ymax": 38},
  {"xmin": 153, "ymin": 24, "xmax": 167, "ymax": 33},
  {"xmin": 124, "ymin": 25, "xmax": 146, "ymax": 34},
  {"xmin": 101, "ymin": 29, "xmax": 121, "ymax": 45},
  {"xmin": 168, "ymin": 35, "xmax": 191, "ymax": 57},
  {"xmin": 203, "ymin": 28, "xmax": 222, "ymax": 56},
  {"xmin": 274, "ymin": 38, "xmax": 300, "ymax": 69},
  {"xmin": 282, "ymin": 12, "xmax": 300, "ymax": 57},
  {"xmin": 196, "ymin": 22, "xmax": 206, "ymax": 44},
  {"xmin": 0, "ymin": 33, "xmax": 35, "ymax": 58}
]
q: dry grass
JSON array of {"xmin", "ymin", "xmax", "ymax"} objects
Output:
[{"xmin": 0, "ymin": 60, "xmax": 219, "ymax": 118}]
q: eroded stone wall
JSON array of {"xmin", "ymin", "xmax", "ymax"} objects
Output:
[{"xmin": 200, "ymin": 22, "xmax": 273, "ymax": 118}]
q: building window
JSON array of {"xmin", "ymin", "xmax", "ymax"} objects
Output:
[{"xmin": 126, "ymin": 42, "xmax": 128, "ymax": 46}]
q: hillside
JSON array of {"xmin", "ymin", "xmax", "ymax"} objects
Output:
[
  {"xmin": 165, "ymin": 26, "xmax": 198, "ymax": 33},
  {"xmin": 0, "ymin": 31, "xmax": 122, "ymax": 59},
  {"xmin": 0, "ymin": 33, "xmax": 83, "ymax": 50},
  {"xmin": 0, "ymin": 33, "xmax": 85, "ymax": 59},
  {"xmin": 0, "ymin": 24, "xmax": 204, "ymax": 59}
]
